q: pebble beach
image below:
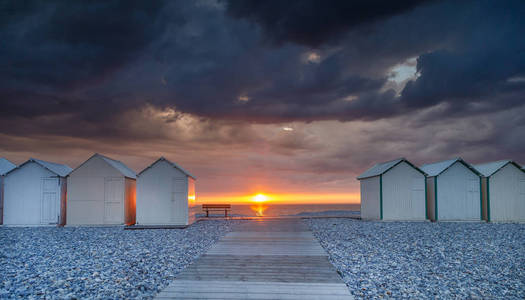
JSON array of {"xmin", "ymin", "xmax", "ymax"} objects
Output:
[
  {"xmin": 306, "ymin": 218, "xmax": 525, "ymax": 299},
  {"xmin": 0, "ymin": 220, "xmax": 236, "ymax": 299},
  {"xmin": 1, "ymin": 218, "xmax": 524, "ymax": 299}
]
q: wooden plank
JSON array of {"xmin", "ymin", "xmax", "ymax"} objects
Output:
[
  {"xmin": 225, "ymin": 231, "xmax": 315, "ymax": 238},
  {"xmin": 156, "ymin": 291, "xmax": 352, "ymax": 299},
  {"xmin": 207, "ymin": 248, "xmax": 326, "ymax": 256},
  {"xmin": 165, "ymin": 281, "xmax": 348, "ymax": 288},
  {"xmin": 231, "ymin": 220, "xmax": 310, "ymax": 232},
  {"xmin": 157, "ymin": 292, "xmax": 352, "ymax": 299},
  {"xmin": 157, "ymin": 281, "xmax": 352, "ymax": 299},
  {"xmin": 194, "ymin": 254, "xmax": 332, "ymax": 261}
]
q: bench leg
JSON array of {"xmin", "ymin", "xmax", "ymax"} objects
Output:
[
  {"xmin": 206, "ymin": 210, "xmax": 209, "ymax": 217},
  {"xmin": 225, "ymin": 209, "xmax": 228, "ymax": 217}
]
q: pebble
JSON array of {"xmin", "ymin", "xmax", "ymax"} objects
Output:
[{"xmin": 305, "ymin": 219, "xmax": 525, "ymax": 299}]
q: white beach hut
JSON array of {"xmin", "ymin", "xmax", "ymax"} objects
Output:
[
  {"xmin": 357, "ymin": 158, "xmax": 427, "ymax": 220},
  {"xmin": 0, "ymin": 158, "xmax": 17, "ymax": 225},
  {"xmin": 67, "ymin": 153, "xmax": 136, "ymax": 225},
  {"xmin": 474, "ymin": 160, "xmax": 525, "ymax": 222},
  {"xmin": 421, "ymin": 158, "xmax": 482, "ymax": 221},
  {"xmin": 3, "ymin": 158, "xmax": 71, "ymax": 226},
  {"xmin": 136, "ymin": 157, "xmax": 197, "ymax": 226}
]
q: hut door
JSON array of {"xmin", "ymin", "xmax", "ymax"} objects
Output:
[
  {"xmin": 171, "ymin": 178, "xmax": 186, "ymax": 222},
  {"xmin": 411, "ymin": 177, "xmax": 425, "ymax": 208},
  {"xmin": 468, "ymin": 179, "xmax": 479, "ymax": 204},
  {"xmin": 104, "ymin": 178, "xmax": 124, "ymax": 224},
  {"xmin": 41, "ymin": 177, "xmax": 58, "ymax": 224}
]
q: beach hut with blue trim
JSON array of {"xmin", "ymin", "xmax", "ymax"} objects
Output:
[
  {"xmin": 3, "ymin": 158, "xmax": 72, "ymax": 226},
  {"xmin": 357, "ymin": 158, "xmax": 427, "ymax": 220},
  {"xmin": 136, "ymin": 157, "xmax": 197, "ymax": 226},
  {"xmin": 421, "ymin": 158, "xmax": 482, "ymax": 221},
  {"xmin": 473, "ymin": 160, "xmax": 525, "ymax": 222},
  {"xmin": 0, "ymin": 158, "xmax": 16, "ymax": 225}
]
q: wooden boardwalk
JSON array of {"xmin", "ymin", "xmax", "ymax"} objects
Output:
[{"xmin": 154, "ymin": 219, "xmax": 353, "ymax": 299}]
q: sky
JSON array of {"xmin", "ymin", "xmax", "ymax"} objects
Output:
[{"xmin": 1, "ymin": 0, "xmax": 524, "ymax": 204}]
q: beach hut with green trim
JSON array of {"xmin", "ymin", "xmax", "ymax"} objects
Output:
[
  {"xmin": 474, "ymin": 160, "xmax": 525, "ymax": 222},
  {"xmin": 421, "ymin": 158, "xmax": 482, "ymax": 221},
  {"xmin": 357, "ymin": 158, "xmax": 427, "ymax": 220}
]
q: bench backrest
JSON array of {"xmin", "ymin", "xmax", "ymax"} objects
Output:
[{"xmin": 202, "ymin": 204, "xmax": 231, "ymax": 209}]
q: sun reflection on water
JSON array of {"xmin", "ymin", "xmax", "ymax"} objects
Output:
[{"xmin": 250, "ymin": 204, "xmax": 268, "ymax": 217}]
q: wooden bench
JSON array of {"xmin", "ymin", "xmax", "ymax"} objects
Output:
[{"xmin": 202, "ymin": 204, "xmax": 231, "ymax": 217}]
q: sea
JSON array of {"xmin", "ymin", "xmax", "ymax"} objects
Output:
[{"xmin": 197, "ymin": 203, "xmax": 360, "ymax": 218}]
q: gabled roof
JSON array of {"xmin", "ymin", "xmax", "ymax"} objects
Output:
[
  {"xmin": 0, "ymin": 158, "xmax": 16, "ymax": 175},
  {"xmin": 6, "ymin": 158, "xmax": 72, "ymax": 177},
  {"xmin": 97, "ymin": 154, "xmax": 137, "ymax": 179},
  {"xmin": 138, "ymin": 157, "xmax": 196, "ymax": 180},
  {"xmin": 69, "ymin": 153, "xmax": 137, "ymax": 179},
  {"xmin": 473, "ymin": 160, "xmax": 524, "ymax": 177},
  {"xmin": 420, "ymin": 158, "xmax": 481, "ymax": 177},
  {"xmin": 357, "ymin": 158, "xmax": 426, "ymax": 180}
]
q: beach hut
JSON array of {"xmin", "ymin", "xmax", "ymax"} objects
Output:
[
  {"xmin": 0, "ymin": 158, "xmax": 17, "ymax": 225},
  {"xmin": 67, "ymin": 153, "xmax": 136, "ymax": 225},
  {"xmin": 421, "ymin": 158, "xmax": 482, "ymax": 221},
  {"xmin": 3, "ymin": 158, "xmax": 71, "ymax": 226},
  {"xmin": 357, "ymin": 158, "xmax": 427, "ymax": 220},
  {"xmin": 474, "ymin": 160, "xmax": 525, "ymax": 222},
  {"xmin": 136, "ymin": 157, "xmax": 197, "ymax": 226}
]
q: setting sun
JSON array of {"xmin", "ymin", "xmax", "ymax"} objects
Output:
[{"xmin": 252, "ymin": 194, "xmax": 268, "ymax": 203}]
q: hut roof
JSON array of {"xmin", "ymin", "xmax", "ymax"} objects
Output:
[
  {"xmin": 69, "ymin": 153, "xmax": 137, "ymax": 179},
  {"xmin": 138, "ymin": 157, "xmax": 195, "ymax": 180},
  {"xmin": 420, "ymin": 158, "xmax": 481, "ymax": 177},
  {"xmin": 96, "ymin": 154, "xmax": 137, "ymax": 179},
  {"xmin": 473, "ymin": 160, "xmax": 524, "ymax": 177},
  {"xmin": 0, "ymin": 158, "xmax": 16, "ymax": 175},
  {"xmin": 6, "ymin": 158, "xmax": 72, "ymax": 177},
  {"xmin": 357, "ymin": 158, "xmax": 426, "ymax": 180}
]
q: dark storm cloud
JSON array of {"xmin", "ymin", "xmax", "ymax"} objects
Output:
[
  {"xmin": 225, "ymin": 0, "xmax": 433, "ymax": 46},
  {"xmin": 0, "ymin": 89, "xmax": 127, "ymax": 122},
  {"xmin": 157, "ymin": 42, "xmax": 396, "ymax": 122},
  {"xmin": 401, "ymin": 1, "xmax": 525, "ymax": 112},
  {"xmin": 0, "ymin": 0, "xmax": 168, "ymax": 91},
  {"xmin": 0, "ymin": 0, "xmax": 524, "ymax": 134},
  {"xmin": 153, "ymin": 0, "xmax": 525, "ymax": 123}
]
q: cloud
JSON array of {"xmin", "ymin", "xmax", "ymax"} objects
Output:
[
  {"xmin": 2, "ymin": 0, "xmax": 524, "ymax": 126},
  {"xmin": 3, "ymin": 105, "xmax": 523, "ymax": 197},
  {"xmin": 0, "ymin": 1, "xmax": 169, "ymax": 90},
  {"xmin": 224, "ymin": 0, "xmax": 433, "ymax": 46},
  {"xmin": 141, "ymin": 0, "xmax": 525, "ymax": 123}
]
